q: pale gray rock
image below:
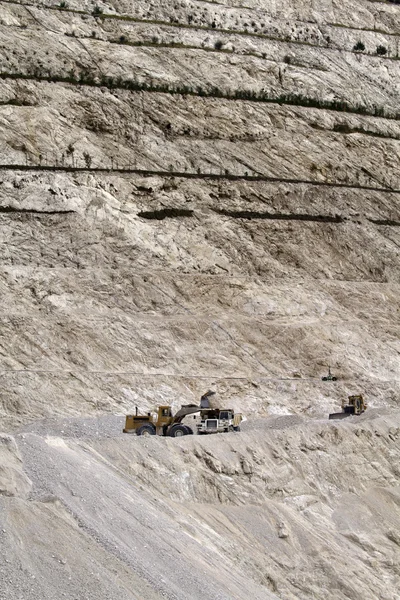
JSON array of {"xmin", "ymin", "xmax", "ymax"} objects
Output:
[{"xmin": 0, "ymin": 0, "xmax": 399, "ymax": 598}]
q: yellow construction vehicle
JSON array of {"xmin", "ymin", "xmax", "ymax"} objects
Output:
[
  {"xmin": 329, "ymin": 394, "xmax": 367, "ymax": 420},
  {"xmin": 124, "ymin": 402, "xmax": 244, "ymax": 437},
  {"xmin": 123, "ymin": 404, "xmax": 201, "ymax": 437}
]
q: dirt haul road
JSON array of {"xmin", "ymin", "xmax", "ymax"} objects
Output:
[{"xmin": 0, "ymin": 411, "xmax": 400, "ymax": 600}]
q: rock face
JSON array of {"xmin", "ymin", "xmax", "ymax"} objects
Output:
[
  {"xmin": 0, "ymin": 0, "xmax": 399, "ymax": 428},
  {"xmin": 0, "ymin": 434, "xmax": 31, "ymax": 497},
  {"xmin": 0, "ymin": 0, "xmax": 399, "ymax": 597}
]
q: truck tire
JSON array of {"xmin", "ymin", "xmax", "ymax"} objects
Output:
[
  {"xmin": 136, "ymin": 424, "xmax": 156, "ymax": 436},
  {"xmin": 183, "ymin": 426, "xmax": 193, "ymax": 435},
  {"xmin": 233, "ymin": 426, "xmax": 241, "ymax": 432},
  {"xmin": 169, "ymin": 424, "xmax": 188, "ymax": 437},
  {"xmin": 224, "ymin": 426, "xmax": 234, "ymax": 433}
]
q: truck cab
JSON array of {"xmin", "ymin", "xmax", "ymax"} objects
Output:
[{"xmin": 197, "ymin": 408, "xmax": 242, "ymax": 434}]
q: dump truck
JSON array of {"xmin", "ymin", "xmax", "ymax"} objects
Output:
[
  {"xmin": 197, "ymin": 407, "xmax": 243, "ymax": 434},
  {"xmin": 329, "ymin": 394, "xmax": 367, "ymax": 420},
  {"xmin": 123, "ymin": 404, "xmax": 200, "ymax": 437}
]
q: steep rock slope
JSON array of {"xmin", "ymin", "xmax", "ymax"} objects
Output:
[
  {"xmin": 0, "ymin": 0, "xmax": 398, "ymax": 427},
  {"xmin": 0, "ymin": 411, "xmax": 398, "ymax": 599},
  {"xmin": 0, "ymin": 1, "xmax": 399, "ymax": 599}
]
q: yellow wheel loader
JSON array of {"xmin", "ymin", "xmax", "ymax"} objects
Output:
[
  {"xmin": 329, "ymin": 394, "xmax": 367, "ymax": 420},
  {"xmin": 123, "ymin": 404, "xmax": 201, "ymax": 437}
]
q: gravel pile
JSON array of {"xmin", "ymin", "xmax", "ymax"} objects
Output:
[
  {"xmin": 1, "ymin": 409, "xmax": 399, "ymax": 599},
  {"xmin": 17, "ymin": 415, "xmax": 126, "ymax": 440}
]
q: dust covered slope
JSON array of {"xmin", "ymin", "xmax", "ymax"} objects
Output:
[
  {"xmin": 0, "ymin": 412, "xmax": 399, "ymax": 600},
  {"xmin": 0, "ymin": 0, "xmax": 399, "ymax": 427},
  {"xmin": 0, "ymin": 2, "xmax": 400, "ymax": 597}
]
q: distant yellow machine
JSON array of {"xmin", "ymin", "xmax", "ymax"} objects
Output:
[{"xmin": 329, "ymin": 394, "xmax": 367, "ymax": 420}]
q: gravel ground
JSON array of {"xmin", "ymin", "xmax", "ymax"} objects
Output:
[
  {"xmin": 16, "ymin": 413, "xmax": 308, "ymax": 440},
  {"xmin": 17, "ymin": 414, "xmax": 126, "ymax": 440},
  {"xmin": 9, "ymin": 428, "xmax": 278, "ymax": 600},
  {"xmin": 1, "ymin": 409, "xmax": 399, "ymax": 600}
]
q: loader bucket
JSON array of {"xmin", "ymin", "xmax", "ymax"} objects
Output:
[
  {"xmin": 173, "ymin": 404, "xmax": 201, "ymax": 421},
  {"xmin": 329, "ymin": 412, "xmax": 351, "ymax": 420}
]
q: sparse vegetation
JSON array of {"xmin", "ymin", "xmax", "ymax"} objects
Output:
[
  {"xmin": 92, "ymin": 5, "xmax": 103, "ymax": 17},
  {"xmin": 333, "ymin": 122, "xmax": 398, "ymax": 140},
  {"xmin": 353, "ymin": 41, "xmax": 365, "ymax": 52},
  {"xmin": 17, "ymin": 3, "xmax": 397, "ymax": 66},
  {"xmin": 66, "ymin": 143, "xmax": 75, "ymax": 166},
  {"xmin": 0, "ymin": 159, "xmax": 397, "ymax": 192},
  {"xmin": 0, "ymin": 69, "xmax": 397, "ymax": 120},
  {"xmin": 376, "ymin": 45, "xmax": 388, "ymax": 55},
  {"xmin": 333, "ymin": 122, "xmax": 353, "ymax": 134},
  {"xmin": 83, "ymin": 152, "xmax": 92, "ymax": 168},
  {"xmin": 17, "ymin": 3, "xmax": 396, "ymax": 65},
  {"xmin": 138, "ymin": 208, "xmax": 194, "ymax": 220}
]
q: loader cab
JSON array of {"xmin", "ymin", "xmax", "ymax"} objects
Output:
[
  {"xmin": 156, "ymin": 406, "xmax": 173, "ymax": 426},
  {"xmin": 348, "ymin": 394, "xmax": 366, "ymax": 415}
]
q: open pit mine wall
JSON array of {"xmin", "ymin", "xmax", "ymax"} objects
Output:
[{"xmin": 0, "ymin": 0, "xmax": 399, "ymax": 427}]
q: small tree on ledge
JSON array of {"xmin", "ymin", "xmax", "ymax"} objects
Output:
[
  {"xmin": 353, "ymin": 41, "xmax": 365, "ymax": 52},
  {"xmin": 66, "ymin": 143, "xmax": 75, "ymax": 167},
  {"xmin": 92, "ymin": 5, "xmax": 103, "ymax": 17},
  {"xmin": 83, "ymin": 152, "xmax": 92, "ymax": 168}
]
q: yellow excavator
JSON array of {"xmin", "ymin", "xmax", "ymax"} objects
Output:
[{"xmin": 329, "ymin": 394, "xmax": 367, "ymax": 420}]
